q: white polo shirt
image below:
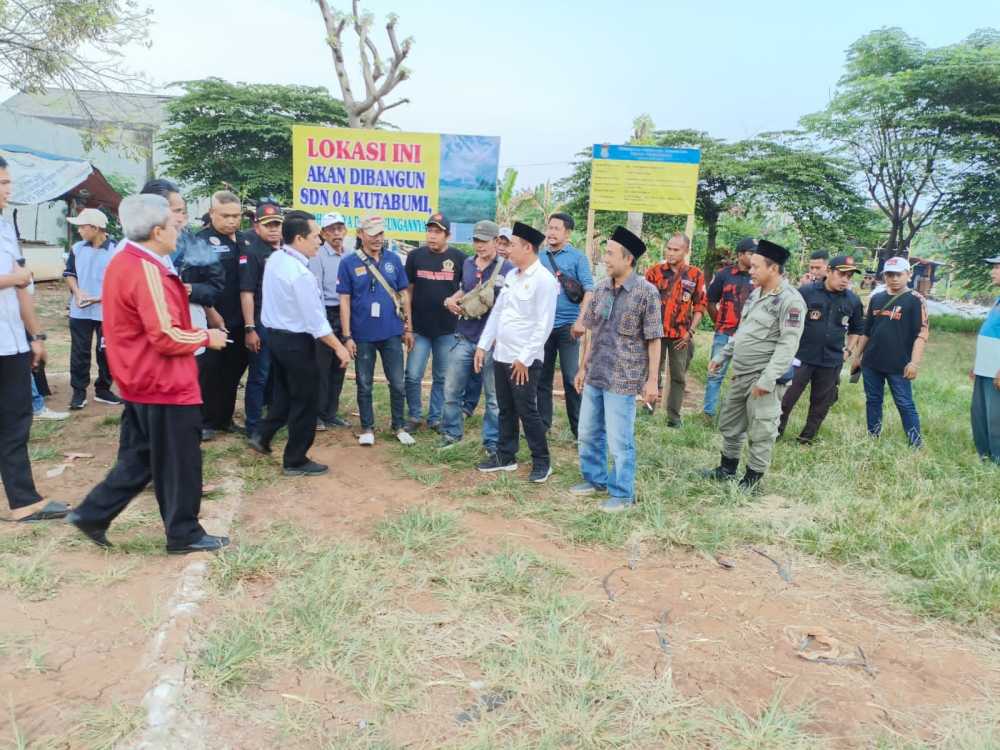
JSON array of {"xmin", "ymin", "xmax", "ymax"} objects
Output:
[
  {"xmin": 478, "ymin": 258, "xmax": 558, "ymax": 366},
  {"xmin": 261, "ymin": 246, "xmax": 332, "ymax": 338},
  {"xmin": 0, "ymin": 216, "xmax": 29, "ymax": 356}
]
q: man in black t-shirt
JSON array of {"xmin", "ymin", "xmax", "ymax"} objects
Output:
[
  {"xmin": 850, "ymin": 256, "xmax": 929, "ymax": 447},
  {"xmin": 403, "ymin": 213, "xmax": 466, "ymax": 432},
  {"xmin": 778, "ymin": 255, "xmax": 864, "ymax": 444}
]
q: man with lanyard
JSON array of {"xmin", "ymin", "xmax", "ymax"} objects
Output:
[
  {"xmin": 337, "ymin": 213, "xmax": 415, "ymax": 447},
  {"xmin": 64, "ymin": 208, "xmax": 120, "ymax": 410},
  {"xmin": 403, "ymin": 212, "xmax": 466, "ymax": 433},
  {"xmin": 538, "ymin": 212, "xmax": 594, "ymax": 439},
  {"xmin": 475, "ymin": 222, "xmax": 559, "ymax": 482},
  {"xmin": 0, "ymin": 155, "xmax": 70, "ymax": 523},
  {"xmin": 971, "ymin": 255, "xmax": 1000, "ymax": 464},
  {"xmin": 850, "ymin": 256, "xmax": 928, "ymax": 447},
  {"xmin": 778, "ymin": 254, "xmax": 864, "ymax": 444},
  {"xmin": 439, "ymin": 220, "xmax": 512, "ymax": 451},
  {"xmin": 249, "ymin": 212, "xmax": 351, "ymax": 476},
  {"xmin": 197, "ymin": 190, "xmax": 251, "ymax": 440},
  {"xmin": 702, "ymin": 240, "xmax": 806, "ymax": 492},
  {"xmin": 703, "ymin": 237, "xmax": 756, "ymax": 418},
  {"xmin": 572, "ymin": 227, "xmax": 662, "ymax": 513},
  {"xmin": 309, "ymin": 212, "xmax": 351, "ymax": 430},
  {"xmin": 239, "ymin": 199, "xmax": 283, "ymax": 438},
  {"xmin": 645, "ymin": 231, "xmax": 706, "ymax": 426}
]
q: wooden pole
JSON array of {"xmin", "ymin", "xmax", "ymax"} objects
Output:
[
  {"xmin": 684, "ymin": 213, "xmax": 695, "ymax": 243},
  {"xmin": 586, "ymin": 207, "xmax": 597, "ymax": 267}
]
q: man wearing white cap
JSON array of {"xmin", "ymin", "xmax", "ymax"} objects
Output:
[
  {"xmin": 309, "ymin": 212, "xmax": 351, "ymax": 429},
  {"xmin": 850, "ymin": 256, "xmax": 928, "ymax": 447},
  {"xmin": 64, "ymin": 207, "xmax": 120, "ymax": 410},
  {"xmin": 496, "ymin": 227, "xmax": 513, "ymax": 259},
  {"xmin": 971, "ymin": 255, "xmax": 1000, "ymax": 463}
]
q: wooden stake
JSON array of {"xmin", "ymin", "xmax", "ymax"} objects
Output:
[{"xmin": 684, "ymin": 213, "xmax": 695, "ymax": 242}]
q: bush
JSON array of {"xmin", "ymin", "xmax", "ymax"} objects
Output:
[{"xmin": 929, "ymin": 314, "xmax": 983, "ymax": 334}]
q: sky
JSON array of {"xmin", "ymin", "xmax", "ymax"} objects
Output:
[{"xmin": 4, "ymin": 0, "xmax": 994, "ymax": 189}]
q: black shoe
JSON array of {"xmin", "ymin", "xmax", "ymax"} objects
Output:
[
  {"xmin": 327, "ymin": 415, "xmax": 351, "ymax": 428},
  {"xmin": 282, "ymin": 460, "xmax": 328, "ymax": 477},
  {"xmin": 66, "ymin": 511, "xmax": 112, "ymax": 548},
  {"xmin": 700, "ymin": 454, "xmax": 739, "ymax": 481},
  {"xmin": 796, "ymin": 433, "xmax": 816, "ymax": 446},
  {"xmin": 201, "ymin": 428, "xmax": 217, "ymax": 441},
  {"xmin": 247, "ymin": 434, "xmax": 271, "ymax": 455},
  {"xmin": 529, "ymin": 465, "xmax": 553, "ymax": 483},
  {"xmin": 428, "ymin": 422, "xmax": 442, "ymax": 434},
  {"xmin": 94, "ymin": 390, "xmax": 123, "ymax": 405},
  {"xmin": 69, "ymin": 392, "xmax": 87, "ymax": 410},
  {"xmin": 167, "ymin": 534, "xmax": 230, "ymax": 554},
  {"xmin": 667, "ymin": 419, "xmax": 682, "ymax": 428},
  {"xmin": 738, "ymin": 468, "xmax": 765, "ymax": 493},
  {"xmin": 477, "ymin": 455, "xmax": 518, "ymax": 473},
  {"xmin": 404, "ymin": 419, "xmax": 424, "ymax": 433},
  {"xmin": 15, "ymin": 500, "xmax": 70, "ymax": 523},
  {"xmin": 221, "ymin": 421, "xmax": 244, "ymax": 434}
]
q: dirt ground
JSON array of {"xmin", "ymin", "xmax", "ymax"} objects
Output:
[{"xmin": 2, "ymin": 283, "xmax": 999, "ymax": 748}]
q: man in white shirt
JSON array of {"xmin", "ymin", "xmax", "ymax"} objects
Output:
[
  {"xmin": 248, "ymin": 211, "xmax": 352, "ymax": 476},
  {"xmin": 474, "ymin": 221, "xmax": 558, "ymax": 482}
]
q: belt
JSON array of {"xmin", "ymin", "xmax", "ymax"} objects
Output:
[{"xmin": 267, "ymin": 328, "xmax": 312, "ymax": 337}]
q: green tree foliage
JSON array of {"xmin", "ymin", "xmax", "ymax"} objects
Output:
[
  {"xmin": 159, "ymin": 78, "xmax": 348, "ymax": 202},
  {"xmin": 802, "ymin": 27, "xmax": 1000, "ymax": 263},
  {"xmin": 0, "ymin": 0, "xmax": 151, "ymax": 98}
]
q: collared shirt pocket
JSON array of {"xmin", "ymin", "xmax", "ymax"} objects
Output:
[{"xmin": 617, "ymin": 304, "xmax": 641, "ymax": 337}]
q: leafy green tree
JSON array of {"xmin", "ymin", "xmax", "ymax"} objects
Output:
[{"xmin": 159, "ymin": 78, "xmax": 348, "ymax": 202}]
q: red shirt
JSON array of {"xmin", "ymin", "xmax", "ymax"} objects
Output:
[
  {"xmin": 101, "ymin": 243, "xmax": 209, "ymax": 405},
  {"xmin": 645, "ymin": 262, "xmax": 707, "ymax": 339},
  {"xmin": 706, "ymin": 264, "xmax": 754, "ymax": 335}
]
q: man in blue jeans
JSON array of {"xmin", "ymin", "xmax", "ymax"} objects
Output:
[
  {"xmin": 403, "ymin": 212, "xmax": 466, "ymax": 432},
  {"xmin": 439, "ymin": 220, "xmax": 512, "ymax": 451},
  {"xmin": 538, "ymin": 212, "xmax": 594, "ymax": 438},
  {"xmin": 850, "ymin": 256, "xmax": 928, "ymax": 447},
  {"xmin": 337, "ymin": 213, "xmax": 415, "ymax": 446},
  {"xmin": 703, "ymin": 238, "xmax": 755, "ymax": 417},
  {"xmin": 572, "ymin": 227, "xmax": 662, "ymax": 512}
]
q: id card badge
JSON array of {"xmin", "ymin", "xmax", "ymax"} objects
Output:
[{"xmin": 371, "ymin": 301, "xmax": 381, "ymax": 318}]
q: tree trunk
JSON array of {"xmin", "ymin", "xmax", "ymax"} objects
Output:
[{"xmin": 702, "ymin": 214, "xmax": 719, "ymax": 280}]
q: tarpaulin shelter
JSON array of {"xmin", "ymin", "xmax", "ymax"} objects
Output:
[{"xmin": 0, "ymin": 144, "xmax": 122, "ymax": 211}]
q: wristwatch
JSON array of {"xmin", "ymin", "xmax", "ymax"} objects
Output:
[
  {"xmin": 28, "ymin": 333, "xmax": 47, "ymax": 342},
  {"xmin": 244, "ymin": 325, "xmax": 256, "ymax": 332}
]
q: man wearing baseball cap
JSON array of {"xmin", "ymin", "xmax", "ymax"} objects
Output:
[
  {"xmin": 496, "ymin": 227, "xmax": 513, "ymax": 259},
  {"xmin": 778, "ymin": 254, "xmax": 864, "ymax": 444},
  {"xmin": 310, "ymin": 212, "xmax": 351, "ymax": 429},
  {"xmin": 240, "ymin": 199, "xmax": 284, "ymax": 437},
  {"xmin": 64, "ymin": 207, "xmax": 120, "ymax": 410},
  {"xmin": 971, "ymin": 255, "xmax": 1000, "ymax": 463},
  {"xmin": 850, "ymin": 256, "xmax": 928, "ymax": 447},
  {"xmin": 336, "ymin": 212, "xmax": 414, "ymax": 446}
]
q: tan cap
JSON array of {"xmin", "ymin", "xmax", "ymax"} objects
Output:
[
  {"xmin": 359, "ymin": 212, "xmax": 385, "ymax": 236},
  {"xmin": 67, "ymin": 208, "xmax": 108, "ymax": 229}
]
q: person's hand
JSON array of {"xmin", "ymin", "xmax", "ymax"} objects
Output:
[
  {"xmin": 675, "ymin": 334, "xmax": 690, "ymax": 351},
  {"xmin": 445, "ymin": 297, "xmax": 462, "ymax": 315},
  {"xmin": 574, "ymin": 368, "xmax": 586, "ymax": 394},
  {"xmin": 969, "ymin": 368, "xmax": 976, "ymax": 383},
  {"xmin": 245, "ymin": 330, "xmax": 261, "ymax": 353},
  {"xmin": 403, "ymin": 331, "xmax": 415, "ymax": 352},
  {"xmin": 334, "ymin": 340, "xmax": 352, "ymax": 366},
  {"xmin": 346, "ymin": 339, "xmax": 357, "ymax": 359},
  {"xmin": 643, "ymin": 379, "xmax": 659, "ymax": 407},
  {"xmin": 708, "ymin": 359, "xmax": 721, "ymax": 375},
  {"xmin": 994, "ymin": 370, "xmax": 1000, "ymax": 391},
  {"xmin": 30, "ymin": 340, "xmax": 46, "ymax": 369},
  {"xmin": 205, "ymin": 307, "xmax": 225, "ymax": 330},
  {"xmin": 473, "ymin": 348, "xmax": 485, "ymax": 374},
  {"xmin": 903, "ymin": 362, "xmax": 918, "ymax": 381},
  {"xmin": 74, "ymin": 291, "xmax": 87, "ymax": 307},
  {"xmin": 11, "ymin": 264, "xmax": 31, "ymax": 288},
  {"xmin": 571, "ymin": 320, "xmax": 586, "ymax": 339},
  {"xmin": 511, "ymin": 360, "xmax": 529, "ymax": 385},
  {"xmin": 184, "ymin": 283, "xmax": 193, "ymax": 296},
  {"xmin": 751, "ymin": 385, "xmax": 771, "ymax": 398},
  {"xmin": 205, "ymin": 329, "xmax": 228, "ymax": 350}
]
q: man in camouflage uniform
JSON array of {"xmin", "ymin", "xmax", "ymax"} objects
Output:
[{"xmin": 702, "ymin": 240, "xmax": 805, "ymax": 492}]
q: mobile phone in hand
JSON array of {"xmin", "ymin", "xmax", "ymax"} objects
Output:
[{"xmin": 849, "ymin": 365, "xmax": 862, "ymax": 383}]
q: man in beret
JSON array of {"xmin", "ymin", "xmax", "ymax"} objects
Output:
[
  {"xmin": 572, "ymin": 227, "xmax": 663, "ymax": 512},
  {"xmin": 971, "ymin": 255, "xmax": 1000, "ymax": 463},
  {"xmin": 475, "ymin": 222, "xmax": 559, "ymax": 482},
  {"xmin": 702, "ymin": 239, "xmax": 806, "ymax": 492}
]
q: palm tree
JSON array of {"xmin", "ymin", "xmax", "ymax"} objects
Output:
[{"xmin": 495, "ymin": 167, "xmax": 523, "ymax": 226}]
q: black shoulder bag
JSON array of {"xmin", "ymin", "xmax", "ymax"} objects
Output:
[{"xmin": 545, "ymin": 251, "xmax": 585, "ymax": 304}]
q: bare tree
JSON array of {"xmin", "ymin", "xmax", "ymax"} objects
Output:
[{"xmin": 316, "ymin": 0, "xmax": 413, "ymax": 128}]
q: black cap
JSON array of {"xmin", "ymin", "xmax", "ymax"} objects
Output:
[
  {"xmin": 512, "ymin": 221, "xmax": 545, "ymax": 249},
  {"xmin": 255, "ymin": 199, "xmax": 283, "ymax": 224},
  {"xmin": 426, "ymin": 211, "xmax": 451, "ymax": 233},
  {"xmin": 610, "ymin": 226, "xmax": 646, "ymax": 260},
  {"xmin": 756, "ymin": 239, "xmax": 791, "ymax": 266},
  {"xmin": 736, "ymin": 237, "xmax": 757, "ymax": 254},
  {"xmin": 829, "ymin": 254, "xmax": 859, "ymax": 273}
]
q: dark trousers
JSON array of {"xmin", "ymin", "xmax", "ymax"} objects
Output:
[
  {"xmin": 539, "ymin": 324, "xmax": 582, "ymax": 437},
  {"xmin": 244, "ymin": 324, "xmax": 272, "ymax": 436},
  {"xmin": 355, "ymin": 336, "xmax": 406, "ymax": 431},
  {"xmin": 494, "ymin": 360, "xmax": 549, "ymax": 470},
  {"xmin": 0, "ymin": 352, "xmax": 42, "ymax": 510},
  {"xmin": 74, "ymin": 402, "xmax": 205, "ymax": 546},
  {"xmin": 778, "ymin": 363, "xmax": 841, "ymax": 440},
  {"xmin": 862, "ymin": 367, "xmax": 922, "ymax": 447},
  {"xmin": 69, "ymin": 318, "xmax": 112, "ymax": 396},
  {"xmin": 971, "ymin": 375, "xmax": 1000, "ymax": 463},
  {"xmin": 258, "ymin": 330, "xmax": 319, "ymax": 469},
  {"xmin": 657, "ymin": 337, "xmax": 695, "ymax": 422},
  {"xmin": 199, "ymin": 326, "xmax": 248, "ymax": 429},
  {"xmin": 316, "ymin": 306, "xmax": 347, "ymax": 423}
]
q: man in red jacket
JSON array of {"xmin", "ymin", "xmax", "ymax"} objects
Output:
[{"xmin": 67, "ymin": 194, "xmax": 230, "ymax": 553}]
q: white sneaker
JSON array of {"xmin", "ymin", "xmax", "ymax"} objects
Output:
[
  {"xmin": 34, "ymin": 407, "xmax": 69, "ymax": 421},
  {"xmin": 358, "ymin": 431, "xmax": 375, "ymax": 446},
  {"xmin": 396, "ymin": 429, "xmax": 416, "ymax": 446}
]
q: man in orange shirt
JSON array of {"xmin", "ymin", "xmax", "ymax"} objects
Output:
[{"xmin": 645, "ymin": 232, "xmax": 706, "ymax": 426}]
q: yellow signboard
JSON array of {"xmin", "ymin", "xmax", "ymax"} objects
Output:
[{"xmin": 589, "ymin": 144, "xmax": 700, "ymax": 215}]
